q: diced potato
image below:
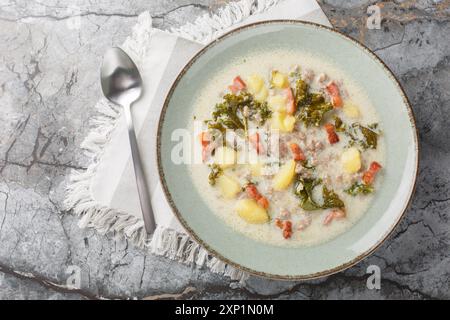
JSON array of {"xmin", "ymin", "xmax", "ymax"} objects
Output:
[
  {"xmin": 271, "ymin": 70, "xmax": 289, "ymax": 89},
  {"xmin": 341, "ymin": 147, "xmax": 361, "ymax": 173},
  {"xmin": 249, "ymin": 163, "xmax": 263, "ymax": 176},
  {"xmin": 236, "ymin": 199, "xmax": 269, "ymax": 224},
  {"xmin": 217, "ymin": 174, "xmax": 241, "ymax": 199},
  {"xmin": 254, "ymin": 86, "xmax": 268, "ymax": 102},
  {"xmin": 283, "ymin": 115, "xmax": 296, "ymax": 132},
  {"xmin": 271, "ymin": 112, "xmax": 285, "ymax": 131},
  {"xmin": 247, "ymin": 74, "xmax": 264, "ymax": 93},
  {"xmin": 267, "ymin": 95, "xmax": 287, "ymax": 112},
  {"xmin": 272, "ymin": 159, "xmax": 296, "ymax": 191},
  {"xmin": 270, "ymin": 112, "xmax": 296, "ymax": 133},
  {"xmin": 343, "ymin": 102, "xmax": 360, "ymax": 118},
  {"xmin": 214, "ymin": 146, "xmax": 237, "ymax": 169}
]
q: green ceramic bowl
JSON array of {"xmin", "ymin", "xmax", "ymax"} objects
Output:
[{"xmin": 157, "ymin": 21, "xmax": 419, "ymax": 280}]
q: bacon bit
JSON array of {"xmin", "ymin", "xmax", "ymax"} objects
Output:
[
  {"xmin": 326, "ymin": 82, "xmax": 343, "ymax": 108},
  {"xmin": 323, "ymin": 209, "xmax": 346, "ymax": 226},
  {"xmin": 275, "ymin": 218, "xmax": 293, "ymax": 239},
  {"xmin": 285, "ymin": 87, "xmax": 296, "ymax": 115},
  {"xmin": 245, "ymin": 183, "xmax": 270, "ymax": 209},
  {"xmin": 257, "ymin": 196, "xmax": 269, "ymax": 209},
  {"xmin": 274, "ymin": 218, "xmax": 284, "ymax": 229},
  {"xmin": 362, "ymin": 161, "xmax": 382, "ymax": 185},
  {"xmin": 199, "ymin": 132, "xmax": 210, "ymax": 146},
  {"xmin": 199, "ymin": 132, "xmax": 210, "ymax": 161},
  {"xmin": 249, "ymin": 132, "xmax": 264, "ymax": 154},
  {"xmin": 229, "ymin": 76, "xmax": 246, "ymax": 94},
  {"xmin": 245, "ymin": 184, "xmax": 259, "ymax": 199},
  {"xmin": 324, "ymin": 123, "xmax": 339, "ymax": 144},
  {"xmin": 289, "ymin": 142, "xmax": 306, "ymax": 162},
  {"xmin": 282, "ymin": 220, "xmax": 293, "ymax": 239}
]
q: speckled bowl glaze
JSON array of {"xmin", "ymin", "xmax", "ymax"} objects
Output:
[{"xmin": 157, "ymin": 21, "xmax": 419, "ymax": 280}]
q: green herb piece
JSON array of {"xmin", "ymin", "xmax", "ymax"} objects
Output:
[
  {"xmin": 254, "ymin": 100, "xmax": 272, "ymax": 125},
  {"xmin": 294, "ymin": 177, "xmax": 323, "ymax": 211},
  {"xmin": 293, "ymin": 78, "xmax": 332, "ymax": 127},
  {"xmin": 345, "ymin": 182, "xmax": 374, "ymax": 196},
  {"xmin": 294, "ymin": 177, "xmax": 345, "ymax": 211},
  {"xmin": 206, "ymin": 92, "xmax": 272, "ymax": 134},
  {"xmin": 295, "ymin": 79, "xmax": 309, "ymax": 107},
  {"xmin": 210, "ymin": 93, "xmax": 248, "ymax": 130},
  {"xmin": 334, "ymin": 116, "xmax": 346, "ymax": 132},
  {"xmin": 359, "ymin": 125, "xmax": 378, "ymax": 149},
  {"xmin": 206, "ymin": 121, "xmax": 226, "ymax": 135},
  {"xmin": 345, "ymin": 123, "xmax": 379, "ymax": 150},
  {"xmin": 322, "ymin": 186, "xmax": 345, "ymax": 209},
  {"xmin": 297, "ymin": 99, "xmax": 333, "ymax": 127},
  {"xmin": 208, "ymin": 164, "xmax": 223, "ymax": 186}
]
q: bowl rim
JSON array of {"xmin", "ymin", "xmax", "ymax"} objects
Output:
[{"xmin": 156, "ymin": 19, "xmax": 420, "ymax": 280}]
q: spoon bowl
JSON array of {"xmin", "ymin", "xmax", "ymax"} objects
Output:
[{"xmin": 101, "ymin": 47, "xmax": 143, "ymax": 106}]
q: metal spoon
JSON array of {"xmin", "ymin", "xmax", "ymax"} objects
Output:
[{"xmin": 100, "ymin": 47, "xmax": 156, "ymax": 234}]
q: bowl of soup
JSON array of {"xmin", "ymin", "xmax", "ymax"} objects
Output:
[{"xmin": 157, "ymin": 20, "xmax": 418, "ymax": 279}]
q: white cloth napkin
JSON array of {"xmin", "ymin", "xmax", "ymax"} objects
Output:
[{"xmin": 65, "ymin": 0, "xmax": 331, "ymax": 280}]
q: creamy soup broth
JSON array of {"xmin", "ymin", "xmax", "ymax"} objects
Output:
[{"xmin": 187, "ymin": 49, "xmax": 385, "ymax": 247}]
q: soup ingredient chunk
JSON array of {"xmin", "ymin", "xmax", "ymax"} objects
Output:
[
  {"xmin": 271, "ymin": 112, "xmax": 296, "ymax": 132},
  {"xmin": 274, "ymin": 218, "xmax": 293, "ymax": 239},
  {"xmin": 294, "ymin": 177, "xmax": 345, "ymax": 211},
  {"xmin": 236, "ymin": 199, "xmax": 269, "ymax": 224},
  {"xmin": 297, "ymin": 93, "xmax": 333, "ymax": 127},
  {"xmin": 249, "ymin": 132, "xmax": 264, "ymax": 154},
  {"xmin": 273, "ymin": 159, "xmax": 296, "ymax": 191},
  {"xmin": 285, "ymin": 87, "xmax": 296, "ymax": 115},
  {"xmin": 199, "ymin": 131, "xmax": 211, "ymax": 162},
  {"xmin": 345, "ymin": 182, "xmax": 374, "ymax": 196},
  {"xmin": 326, "ymin": 82, "xmax": 343, "ymax": 108},
  {"xmin": 362, "ymin": 161, "xmax": 382, "ymax": 185},
  {"xmin": 271, "ymin": 70, "xmax": 289, "ymax": 89},
  {"xmin": 245, "ymin": 183, "xmax": 270, "ymax": 209},
  {"xmin": 289, "ymin": 143, "xmax": 306, "ymax": 162},
  {"xmin": 323, "ymin": 209, "xmax": 346, "ymax": 225},
  {"xmin": 208, "ymin": 164, "xmax": 223, "ymax": 185},
  {"xmin": 324, "ymin": 123, "xmax": 339, "ymax": 144},
  {"xmin": 341, "ymin": 147, "xmax": 361, "ymax": 173},
  {"xmin": 229, "ymin": 76, "xmax": 246, "ymax": 94},
  {"xmin": 343, "ymin": 102, "xmax": 360, "ymax": 118},
  {"xmin": 217, "ymin": 174, "xmax": 241, "ymax": 199}
]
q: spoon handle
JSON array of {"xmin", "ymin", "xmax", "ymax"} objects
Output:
[{"xmin": 123, "ymin": 103, "xmax": 156, "ymax": 234}]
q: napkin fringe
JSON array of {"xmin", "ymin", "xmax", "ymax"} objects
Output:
[
  {"xmin": 170, "ymin": 0, "xmax": 281, "ymax": 44},
  {"xmin": 65, "ymin": 0, "xmax": 280, "ymax": 287}
]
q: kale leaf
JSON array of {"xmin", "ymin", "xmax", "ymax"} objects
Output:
[
  {"xmin": 294, "ymin": 177, "xmax": 323, "ymax": 211},
  {"xmin": 295, "ymin": 79, "xmax": 309, "ymax": 107},
  {"xmin": 359, "ymin": 125, "xmax": 378, "ymax": 149},
  {"xmin": 206, "ymin": 92, "xmax": 272, "ymax": 133},
  {"xmin": 294, "ymin": 79, "xmax": 333, "ymax": 127},
  {"xmin": 345, "ymin": 182, "xmax": 374, "ymax": 196},
  {"xmin": 294, "ymin": 176, "xmax": 345, "ymax": 211},
  {"xmin": 334, "ymin": 116, "xmax": 346, "ymax": 132},
  {"xmin": 208, "ymin": 164, "xmax": 223, "ymax": 186},
  {"xmin": 322, "ymin": 186, "xmax": 345, "ymax": 209},
  {"xmin": 346, "ymin": 123, "xmax": 379, "ymax": 150},
  {"xmin": 297, "ymin": 99, "xmax": 333, "ymax": 127}
]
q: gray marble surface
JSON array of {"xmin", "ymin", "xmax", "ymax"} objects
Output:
[{"xmin": 0, "ymin": 0, "xmax": 449, "ymax": 300}]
